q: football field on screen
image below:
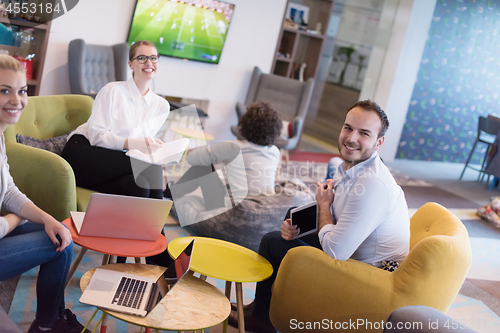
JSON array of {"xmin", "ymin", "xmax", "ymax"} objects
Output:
[{"xmin": 128, "ymin": 0, "xmax": 229, "ymax": 63}]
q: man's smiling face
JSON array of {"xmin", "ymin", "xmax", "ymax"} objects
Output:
[{"xmin": 338, "ymin": 106, "xmax": 385, "ymax": 170}]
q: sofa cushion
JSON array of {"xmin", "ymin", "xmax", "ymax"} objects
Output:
[
  {"xmin": 175, "ymin": 179, "xmax": 315, "ymax": 252},
  {"xmin": 16, "ymin": 133, "xmax": 70, "ymax": 155}
]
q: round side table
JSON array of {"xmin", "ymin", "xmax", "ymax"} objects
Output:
[
  {"xmin": 80, "ymin": 263, "xmax": 230, "ymax": 332},
  {"xmin": 168, "ymin": 236, "xmax": 273, "ymax": 333}
]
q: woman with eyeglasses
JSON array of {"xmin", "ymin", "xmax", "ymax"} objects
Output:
[{"xmin": 61, "ymin": 40, "xmax": 169, "ymax": 200}]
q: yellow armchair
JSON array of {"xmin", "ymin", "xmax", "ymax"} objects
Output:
[
  {"xmin": 269, "ymin": 202, "xmax": 472, "ymax": 333},
  {"xmin": 4, "ymin": 95, "xmax": 95, "ymax": 221}
]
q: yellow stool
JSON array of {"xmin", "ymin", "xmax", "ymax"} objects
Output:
[
  {"xmin": 170, "ymin": 127, "xmax": 214, "ymax": 176},
  {"xmin": 168, "ymin": 236, "xmax": 273, "ymax": 333}
]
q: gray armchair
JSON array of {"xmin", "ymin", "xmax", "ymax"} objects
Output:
[
  {"xmin": 68, "ymin": 39, "xmax": 129, "ymax": 99},
  {"xmin": 231, "ymin": 66, "xmax": 314, "ymax": 167}
]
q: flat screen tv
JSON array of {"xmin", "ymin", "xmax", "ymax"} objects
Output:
[{"xmin": 127, "ymin": 0, "xmax": 235, "ymax": 64}]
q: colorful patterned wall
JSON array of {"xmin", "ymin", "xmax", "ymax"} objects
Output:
[{"xmin": 397, "ymin": 0, "xmax": 500, "ymax": 163}]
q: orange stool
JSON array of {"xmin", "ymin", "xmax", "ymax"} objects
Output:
[{"xmin": 62, "ymin": 218, "xmax": 168, "ymax": 333}]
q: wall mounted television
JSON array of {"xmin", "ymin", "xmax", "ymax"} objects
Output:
[{"xmin": 127, "ymin": 0, "xmax": 235, "ymax": 64}]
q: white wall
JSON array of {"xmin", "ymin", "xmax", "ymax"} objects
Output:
[
  {"xmin": 359, "ymin": 0, "xmax": 436, "ymax": 162},
  {"xmin": 40, "ymin": 0, "xmax": 288, "ymax": 141}
]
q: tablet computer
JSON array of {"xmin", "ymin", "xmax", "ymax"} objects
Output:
[{"xmin": 290, "ymin": 201, "xmax": 318, "ymax": 238}]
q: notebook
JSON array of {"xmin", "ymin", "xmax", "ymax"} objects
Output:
[
  {"xmin": 79, "ymin": 240, "xmax": 194, "ymax": 317},
  {"xmin": 126, "ymin": 137, "xmax": 190, "ymax": 165},
  {"xmin": 70, "ymin": 193, "xmax": 173, "ymax": 241}
]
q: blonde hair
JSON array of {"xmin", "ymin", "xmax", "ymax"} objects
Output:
[{"xmin": 0, "ymin": 55, "xmax": 25, "ymax": 73}]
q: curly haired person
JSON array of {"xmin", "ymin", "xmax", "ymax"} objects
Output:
[{"xmin": 166, "ymin": 101, "xmax": 283, "ymax": 210}]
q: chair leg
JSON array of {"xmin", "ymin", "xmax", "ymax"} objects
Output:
[
  {"xmin": 222, "ymin": 281, "xmax": 232, "ymax": 333},
  {"xmin": 235, "ymin": 282, "xmax": 245, "ymax": 333},
  {"xmin": 284, "ymin": 149, "xmax": 290, "ymax": 169},
  {"xmin": 479, "ymin": 143, "xmax": 493, "ymax": 182},
  {"xmin": 490, "ymin": 177, "xmax": 499, "ymax": 191},
  {"xmin": 460, "ymin": 140, "xmax": 478, "ymax": 180}
]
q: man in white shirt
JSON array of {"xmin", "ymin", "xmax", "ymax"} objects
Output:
[{"xmin": 228, "ymin": 100, "xmax": 410, "ymax": 333}]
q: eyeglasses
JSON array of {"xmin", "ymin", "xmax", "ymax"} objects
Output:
[{"xmin": 132, "ymin": 55, "xmax": 159, "ymax": 64}]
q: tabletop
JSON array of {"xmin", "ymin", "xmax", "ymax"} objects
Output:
[
  {"xmin": 80, "ymin": 263, "xmax": 230, "ymax": 331},
  {"xmin": 168, "ymin": 236, "xmax": 273, "ymax": 283},
  {"xmin": 63, "ymin": 218, "xmax": 168, "ymax": 258}
]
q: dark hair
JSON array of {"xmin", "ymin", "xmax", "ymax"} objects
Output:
[
  {"xmin": 238, "ymin": 101, "xmax": 283, "ymax": 146},
  {"xmin": 347, "ymin": 99, "xmax": 389, "ymax": 137},
  {"xmin": 129, "ymin": 40, "xmax": 157, "ymax": 61}
]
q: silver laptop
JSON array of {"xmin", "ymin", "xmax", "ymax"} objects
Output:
[
  {"xmin": 79, "ymin": 240, "xmax": 194, "ymax": 317},
  {"xmin": 70, "ymin": 193, "xmax": 173, "ymax": 241}
]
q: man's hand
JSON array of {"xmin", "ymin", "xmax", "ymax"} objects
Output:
[
  {"xmin": 281, "ymin": 218, "xmax": 299, "ymax": 241},
  {"xmin": 315, "ymin": 179, "xmax": 334, "ymax": 206},
  {"xmin": 43, "ymin": 217, "xmax": 72, "ymax": 252}
]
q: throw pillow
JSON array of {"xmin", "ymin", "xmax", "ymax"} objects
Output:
[
  {"xmin": 279, "ymin": 120, "xmax": 295, "ymax": 141},
  {"xmin": 16, "ymin": 133, "xmax": 70, "ymax": 155}
]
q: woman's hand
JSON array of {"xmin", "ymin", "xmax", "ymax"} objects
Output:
[
  {"xmin": 281, "ymin": 218, "xmax": 299, "ymax": 241},
  {"xmin": 42, "ymin": 216, "xmax": 72, "ymax": 252},
  {"xmin": 125, "ymin": 138, "xmax": 163, "ymax": 153}
]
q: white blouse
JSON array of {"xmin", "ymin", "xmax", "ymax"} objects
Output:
[{"xmin": 70, "ymin": 78, "xmax": 170, "ymax": 151}]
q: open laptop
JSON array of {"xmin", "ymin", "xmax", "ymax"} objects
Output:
[
  {"xmin": 79, "ymin": 240, "xmax": 194, "ymax": 317},
  {"xmin": 70, "ymin": 193, "xmax": 173, "ymax": 241}
]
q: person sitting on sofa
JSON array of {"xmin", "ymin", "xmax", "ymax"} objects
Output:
[
  {"xmin": 61, "ymin": 40, "xmax": 173, "ymax": 266},
  {"xmin": 228, "ymin": 100, "xmax": 411, "ymax": 333},
  {"xmin": 167, "ymin": 101, "xmax": 283, "ymax": 216},
  {"xmin": 0, "ymin": 55, "xmax": 89, "ymax": 333},
  {"xmin": 61, "ymin": 40, "xmax": 170, "ymax": 200}
]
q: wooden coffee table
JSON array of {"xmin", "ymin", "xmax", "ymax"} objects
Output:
[
  {"xmin": 80, "ymin": 263, "xmax": 230, "ymax": 332},
  {"xmin": 168, "ymin": 236, "xmax": 273, "ymax": 333}
]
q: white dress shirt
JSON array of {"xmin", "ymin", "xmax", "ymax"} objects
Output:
[
  {"xmin": 186, "ymin": 139, "xmax": 280, "ymax": 201},
  {"xmin": 318, "ymin": 152, "xmax": 410, "ymax": 267},
  {"xmin": 70, "ymin": 78, "xmax": 170, "ymax": 151}
]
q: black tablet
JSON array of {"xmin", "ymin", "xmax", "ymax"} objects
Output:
[{"xmin": 290, "ymin": 201, "xmax": 318, "ymax": 238}]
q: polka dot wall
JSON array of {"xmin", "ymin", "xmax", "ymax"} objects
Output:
[{"xmin": 397, "ymin": 0, "xmax": 500, "ymax": 163}]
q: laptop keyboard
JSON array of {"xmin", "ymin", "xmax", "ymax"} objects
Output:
[{"xmin": 112, "ymin": 277, "xmax": 147, "ymax": 309}]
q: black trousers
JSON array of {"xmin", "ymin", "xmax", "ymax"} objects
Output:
[
  {"xmin": 252, "ymin": 208, "xmax": 322, "ymax": 320},
  {"xmin": 61, "ymin": 135, "xmax": 173, "ymax": 267},
  {"xmin": 61, "ymin": 135, "xmax": 163, "ymax": 199}
]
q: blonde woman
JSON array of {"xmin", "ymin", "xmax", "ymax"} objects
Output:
[{"xmin": 0, "ymin": 55, "xmax": 89, "ymax": 333}]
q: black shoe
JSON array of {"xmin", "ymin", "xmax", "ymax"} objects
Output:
[
  {"xmin": 63, "ymin": 309, "xmax": 91, "ymax": 333},
  {"xmin": 28, "ymin": 310, "xmax": 90, "ymax": 333}
]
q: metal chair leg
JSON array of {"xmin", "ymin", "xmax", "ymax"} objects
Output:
[{"xmin": 460, "ymin": 139, "xmax": 479, "ymax": 180}]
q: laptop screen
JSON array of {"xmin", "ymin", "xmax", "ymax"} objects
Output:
[{"xmin": 164, "ymin": 240, "xmax": 194, "ymax": 280}]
